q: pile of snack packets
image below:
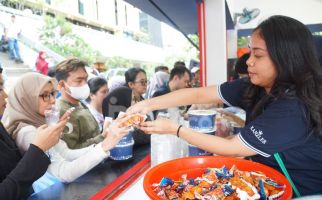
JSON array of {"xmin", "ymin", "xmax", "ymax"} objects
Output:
[{"xmin": 152, "ymin": 165, "xmax": 285, "ymax": 200}]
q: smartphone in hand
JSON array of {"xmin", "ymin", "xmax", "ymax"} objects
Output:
[{"xmin": 60, "ymin": 107, "xmax": 75, "ymax": 121}]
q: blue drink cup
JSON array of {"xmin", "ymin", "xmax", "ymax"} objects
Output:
[
  {"xmin": 188, "ymin": 110, "xmax": 216, "ymax": 132},
  {"xmin": 187, "ymin": 129, "xmax": 214, "ymax": 156},
  {"xmin": 188, "ymin": 144, "xmax": 212, "ymax": 156},
  {"xmin": 110, "ymin": 131, "xmax": 135, "ymax": 160},
  {"xmin": 109, "ymin": 140, "xmax": 135, "ymax": 160}
]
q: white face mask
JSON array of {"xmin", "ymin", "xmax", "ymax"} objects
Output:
[{"xmin": 65, "ymin": 83, "xmax": 90, "ymax": 101}]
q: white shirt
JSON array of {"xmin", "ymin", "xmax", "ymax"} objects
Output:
[
  {"xmin": 5, "ymin": 21, "xmax": 21, "ymax": 39},
  {"xmin": 16, "ymin": 125, "xmax": 109, "ymax": 182},
  {"xmin": 87, "ymin": 104, "xmax": 104, "ymax": 131}
]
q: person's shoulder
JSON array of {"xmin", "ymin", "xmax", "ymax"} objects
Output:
[
  {"xmin": 111, "ymin": 86, "xmax": 131, "ymax": 93},
  {"xmin": 107, "ymin": 86, "xmax": 132, "ymax": 99},
  {"xmin": 153, "ymin": 86, "xmax": 169, "ymax": 97},
  {"xmin": 268, "ymin": 97, "xmax": 306, "ymax": 117},
  {"xmin": 272, "ymin": 97, "xmax": 303, "ymax": 108},
  {"xmin": 19, "ymin": 125, "xmax": 37, "ymax": 134},
  {"xmin": 57, "ymin": 99, "xmax": 76, "ymax": 110}
]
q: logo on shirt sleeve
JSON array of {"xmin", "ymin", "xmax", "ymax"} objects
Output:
[{"xmin": 250, "ymin": 126, "xmax": 267, "ymax": 144}]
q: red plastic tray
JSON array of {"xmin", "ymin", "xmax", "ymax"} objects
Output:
[{"xmin": 143, "ymin": 156, "xmax": 292, "ymax": 200}]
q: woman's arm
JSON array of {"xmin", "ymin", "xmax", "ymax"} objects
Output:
[
  {"xmin": 53, "ymin": 140, "xmax": 93, "ymax": 161},
  {"xmin": 48, "ymin": 118, "xmax": 131, "ymax": 182},
  {"xmin": 127, "ymin": 86, "xmax": 221, "ymax": 114},
  {"xmin": 177, "ymin": 126, "xmax": 255, "ymax": 157},
  {"xmin": 47, "ymin": 143, "xmax": 109, "ymax": 182},
  {"xmin": 14, "ymin": 125, "xmax": 105, "ymax": 182},
  {"xmin": 0, "ymin": 144, "xmax": 50, "ymax": 200},
  {"xmin": 140, "ymin": 118, "xmax": 256, "ymax": 157}
]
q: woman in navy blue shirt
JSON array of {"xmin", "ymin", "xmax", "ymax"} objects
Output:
[{"xmin": 127, "ymin": 15, "xmax": 322, "ymax": 195}]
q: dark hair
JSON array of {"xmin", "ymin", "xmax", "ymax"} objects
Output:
[
  {"xmin": 244, "ymin": 15, "xmax": 322, "ymax": 137},
  {"xmin": 155, "ymin": 66, "xmax": 169, "ymax": 72},
  {"xmin": 174, "ymin": 61, "xmax": 186, "ymax": 68},
  {"xmin": 87, "ymin": 77, "xmax": 107, "ymax": 102},
  {"xmin": 88, "ymin": 77, "xmax": 107, "ymax": 94},
  {"xmin": 235, "ymin": 53, "xmax": 250, "ymax": 75},
  {"xmin": 55, "ymin": 58, "xmax": 87, "ymax": 81},
  {"xmin": 313, "ymin": 35, "xmax": 322, "ymax": 67},
  {"xmin": 47, "ymin": 67, "xmax": 56, "ymax": 77},
  {"xmin": 169, "ymin": 65, "xmax": 191, "ymax": 81},
  {"xmin": 0, "ymin": 67, "xmax": 2, "ymax": 74},
  {"xmin": 125, "ymin": 67, "xmax": 146, "ymax": 85}
]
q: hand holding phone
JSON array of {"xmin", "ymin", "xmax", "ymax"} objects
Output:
[{"xmin": 59, "ymin": 107, "xmax": 75, "ymax": 122}]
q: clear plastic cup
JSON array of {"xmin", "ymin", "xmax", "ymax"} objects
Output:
[{"xmin": 44, "ymin": 107, "xmax": 60, "ymax": 125}]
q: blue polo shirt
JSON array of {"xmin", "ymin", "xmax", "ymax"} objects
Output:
[{"xmin": 218, "ymin": 78, "xmax": 322, "ymax": 195}]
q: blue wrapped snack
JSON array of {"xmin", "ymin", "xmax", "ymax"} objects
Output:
[
  {"xmin": 159, "ymin": 177, "xmax": 174, "ymax": 187},
  {"xmin": 264, "ymin": 178, "xmax": 285, "ymax": 189},
  {"xmin": 175, "ymin": 183, "xmax": 185, "ymax": 192},
  {"xmin": 259, "ymin": 179, "xmax": 268, "ymax": 200},
  {"xmin": 188, "ymin": 178, "xmax": 196, "ymax": 186},
  {"xmin": 222, "ymin": 184, "xmax": 234, "ymax": 196},
  {"xmin": 214, "ymin": 166, "xmax": 233, "ymax": 179}
]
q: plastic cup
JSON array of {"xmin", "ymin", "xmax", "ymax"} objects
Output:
[{"xmin": 44, "ymin": 108, "xmax": 60, "ymax": 125}]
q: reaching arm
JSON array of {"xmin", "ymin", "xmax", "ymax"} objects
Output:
[
  {"xmin": 0, "ymin": 144, "xmax": 50, "ymax": 200},
  {"xmin": 139, "ymin": 118, "xmax": 256, "ymax": 157},
  {"xmin": 53, "ymin": 140, "xmax": 93, "ymax": 161},
  {"xmin": 175, "ymin": 126, "xmax": 255, "ymax": 157},
  {"xmin": 47, "ymin": 143, "xmax": 108, "ymax": 182},
  {"xmin": 127, "ymin": 86, "xmax": 221, "ymax": 114}
]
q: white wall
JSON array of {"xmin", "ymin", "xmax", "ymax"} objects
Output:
[
  {"xmin": 227, "ymin": 0, "xmax": 322, "ymax": 29},
  {"xmin": 204, "ymin": 0, "xmax": 227, "ymax": 85}
]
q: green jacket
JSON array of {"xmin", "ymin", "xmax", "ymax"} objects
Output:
[{"xmin": 58, "ymin": 99, "xmax": 104, "ymax": 149}]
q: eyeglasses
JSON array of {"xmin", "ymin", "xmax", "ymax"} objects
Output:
[
  {"xmin": 39, "ymin": 90, "xmax": 57, "ymax": 102},
  {"xmin": 134, "ymin": 80, "xmax": 149, "ymax": 86}
]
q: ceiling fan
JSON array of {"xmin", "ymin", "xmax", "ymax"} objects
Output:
[{"xmin": 234, "ymin": 8, "xmax": 260, "ymax": 25}]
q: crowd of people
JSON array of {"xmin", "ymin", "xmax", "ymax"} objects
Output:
[
  {"xmin": 0, "ymin": 54, "xmax": 196, "ymax": 198},
  {"xmin": 0, "ymin": 14, "xmax": 322, "ymax": 199}
]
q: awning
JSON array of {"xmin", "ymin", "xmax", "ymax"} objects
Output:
[{"xmin": 123, "ymin": 0, "xmax": 234, "ymax": 49}]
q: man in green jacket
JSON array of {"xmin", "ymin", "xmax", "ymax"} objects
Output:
[{"xmin": 56, "ymin": 58, "xmax": 104, "ymax": 149}]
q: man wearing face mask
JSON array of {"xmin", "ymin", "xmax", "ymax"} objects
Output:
[{"xmin": 55, "ymin": 58, "xmax": 104, "ymax": 149}]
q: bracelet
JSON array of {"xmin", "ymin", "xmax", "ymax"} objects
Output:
[{"xmin": 176, "ymin": 125, "xmax": 183, "ymax": 138}]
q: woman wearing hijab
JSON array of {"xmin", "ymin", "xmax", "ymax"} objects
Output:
[
  {"xmin": 2, "ymin": 72, "xmax": 131, "ymax": 187},
  {"xmin": 36, "ymin": 51, "xmax": 49, "ymax": 75},
  {"xmin": 146, "ymin": 71, "xmax": 170, "ymax": 99},
  {"xmin": 0, "ymin": 72, "xmax": 68, "ymax": 199}
]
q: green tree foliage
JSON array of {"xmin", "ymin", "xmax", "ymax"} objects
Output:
[
  {"xmin": 38, "ymin": 15, "xmax": 101, "ymax": 64},
  {"xmin": 238, "ymin": 36, "xmax": 250, "ymax": 48},
  {"xmin": 105, "ymin": 56, "xmax": 133, "ymax": 69},
  {"xmin": 165, "ymin": 34, "xmax": 199, "ymax": 68}
]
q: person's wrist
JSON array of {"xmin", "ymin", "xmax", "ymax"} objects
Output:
[
  {"xmin": 145, "ymin": 100, "xmax": 153, "ymax": 113},
  {"xmin": 176, "ymin": 125, "xmax": 183, "ymax": 138},
  {"xmin": 31, "ymin": 141, "xmax": 46, "ymax": 152},
  {"xmin": 101, "ymin": 142, "xmax": 112, "ymax": 152}
]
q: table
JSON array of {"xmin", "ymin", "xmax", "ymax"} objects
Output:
[{"xmin": 28, "ymin": 144, "xmax": 150, "ymax": 200}]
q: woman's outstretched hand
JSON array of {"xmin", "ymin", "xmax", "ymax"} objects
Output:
[
  {"xmin": 138, "ymin": 118, "xmax": 178, "ymax": 135},
  {"xmin": 126, "ymin": 100, "xmax": 150, "ymax": 115},
  {"xmin": 101, "ymin": 116, "xmax": 133, "ymax": 152}
]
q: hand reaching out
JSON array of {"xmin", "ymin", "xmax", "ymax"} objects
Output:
[
  {"xmin": 32, "ymin": 118, "xmax": 68, "ymax": 152},
  {"xmin": 126, "ymin": 101, "xmax": 150, "ymax": 115},
  {"xmin": 101, "ymin": 116, "xmax": 132, "ymax": 152},
  {"xmin": 138, "ymin": 118, "xmax": 178, "ymax": 135}
]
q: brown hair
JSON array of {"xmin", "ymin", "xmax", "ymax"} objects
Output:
[{"xmin": 55, "ymin": 58, "xmax": 87, "ymax": 81}]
